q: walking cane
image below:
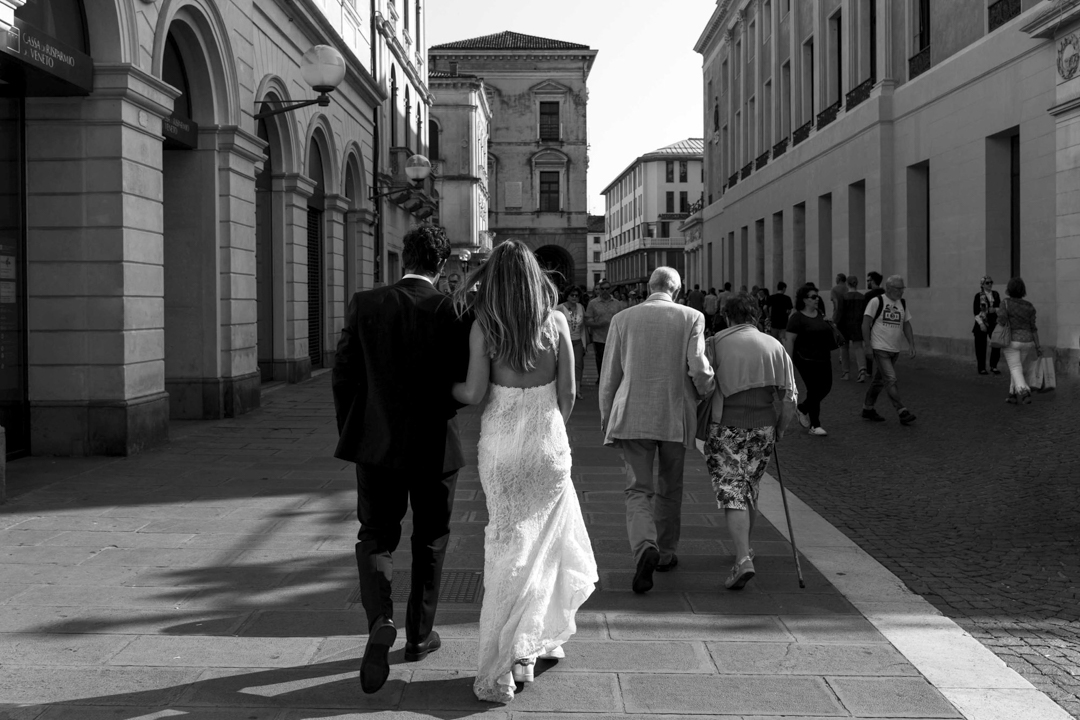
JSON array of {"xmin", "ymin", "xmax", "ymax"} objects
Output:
[{"xmin": 771, "ymin": 445, "xmax": 805, "ymax": 589}]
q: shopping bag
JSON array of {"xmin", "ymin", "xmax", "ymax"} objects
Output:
[{"xmin": 1035, "ymin": 356, "xmax": 1056, "ymax": 393}]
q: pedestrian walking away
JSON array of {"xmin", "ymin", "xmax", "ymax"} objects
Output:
[
  {"xmin": 998, "ymin": 276, "xmax": 1043, "ymax": 405},
  {"xmin": 451, "ymin": 240, "xmax": 597, "ymax": 703},
  {"xmin": 703, "ymin": 287, "xmax": 719, "ymax": 333},
  {"xmin": 862, "ymin": 272, "xmax": 884, "ymax": 377},
  {"xmin": 837, "ymin": 275, "xmax": 867, "ymax": 382},
  {"xmin": 784, "ymin": 285, "xmax": 836, "ymax": 436},
  {"xmin": 702, "ymin": 292, "xmax": 797, "ymax": 590},
  {"xmin": 972, "ymin": 275, "xmax": 1002, "ymax": 375},
  {"xmin": 583, "ymin": 280, "xmax": 625, "ymax": 382},
  {"xmin": 861, "ymin": 274, "xmax": 917, "ymax": 425},
  {"xmin": 764, "ymin": 281, "xmax": 793, "ymax": 341},
  {"xmin": 687, "ymin": 284, "xmax": 705, "ymax": 313},
  {"xmin": 599, "ymin": 267, "xmax": 714, "ymax": 594},
  {"xmin": 331, "ymin": 223, "xmax": 472, "ymax": 694}
]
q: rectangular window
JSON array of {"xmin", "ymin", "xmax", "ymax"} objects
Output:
[
  {"xmin": 763, "ymin": 81, "xmax": 772, "ymax": 149},
  {"xmin": 679, "ymin": 191, "xmax": 689, "ymax": 213},
  {"xmin": 763, "ymin": 1, "xmax": 772, "ymax": 39},
  {"xmin": 539, "ymin": 102, "xmax": 560, "ymax": 141},
  {"xmin": 593, "ymin": 251, "xmax": 601, "ymax": 262},
  {"xmin": 666, "ymin": 191, "xmax": 675, "ymax": 213},
  {"xmin": 828, "ymin": 10, "xmax": 842, "ymax": 106},
  {"xmin": 755, "ymin": 218, "xmax": 766, "ymax": 288},
  {"xmin": 848, "ymin": 180, "xmax": 867, "ymax": 283},
  {"xmin": 666, "ymin": 161, "xmax": 674, "ymax": 183},
  {"xmin": 660, "ymin": 221, "xmax": 671, "ymax": 238},
  {"xmin": 781, "ymin": 62, "xmax": 791, "ymax": 138},
  {"xmin": 802, "ymin": 39, "xmax": 815, "ymax": 121},
  {"xmin": 906, "ymin": 161, "xmax": 930, "ymax": 286},
  {"xmin": 679, "ymin": 161, "xmax": 687, "ymax": 183},
  {"xmin": 914, "ymin": 0, "xmax": 930, "ymax": 52},
  {"xmin": 772, "ymin": 211, "xmax": 784, "ymax": 286},
  {"xmin": 539, "ymin": 171, "xmax": 560, "ymax": 212},
  {"xmin": 740, "ymin": 226, "xmax": 749, "ymax": 288},
  {"xmin": 818, "ymin": 193, "xmax": 833, "ymax": 287},
  {"xmin": 793, "ymin": 202, "xmax": 806, "ymax": 287}
]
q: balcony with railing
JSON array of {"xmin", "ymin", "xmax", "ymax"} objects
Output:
[
  {"xmin": 793, "ymin": 119, "xmax": 813, "ymax": 146},
  {"xmin": 728, "ymin": 171, "xmax": 739, "ymax": 188},
  {"xmin": 909, "ymin": 45, "xmax": 931, "ymax": 80},
  {"xmin": 755, "ymin": 150, "xmax": 770, "ymax": 170},
  {"xmin": 740, "ymin": 162, "xmax": 753, "ymax": 180},
  {"xmin": 772, "ymin": 136, "xmax": 789, "ymax": 159},
  {"xmin": 989, "ymin": 0, "xmax": 1021, "ymax": 32},
  {"xmin": 816, "ymin": 99, "xmax": 842, "ymax": 130},
  {"xmin": 845, "ymin": 76, "xmax": 875, "ymax": 111}
]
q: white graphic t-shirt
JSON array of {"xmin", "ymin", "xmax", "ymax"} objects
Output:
[{"xmin": 864, "ymin": 296, "xmax": 912, "ymax": 352}]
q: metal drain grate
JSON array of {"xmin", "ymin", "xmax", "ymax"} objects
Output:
[{"xmin": 347, "ymin": 570, "xmax": 484, "ymax": 604}]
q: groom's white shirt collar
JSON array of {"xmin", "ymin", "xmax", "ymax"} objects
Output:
[{"xmin": 402, "ymin": 274, "xmax": 436, "ymax": 285}]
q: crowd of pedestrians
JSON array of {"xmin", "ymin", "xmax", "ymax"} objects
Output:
[{"xmin": 334, "ymin": 223, "xmax": 1048, "ymax": 705}]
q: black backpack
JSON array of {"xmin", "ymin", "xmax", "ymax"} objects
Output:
[{"xmin": 866, "ymin": 291, "xmax": 906, "ymax": 327}]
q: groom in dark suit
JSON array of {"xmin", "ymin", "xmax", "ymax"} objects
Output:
[{"xmin": 332, "ymin": 223, "xmax": 470, "ymax": 694}]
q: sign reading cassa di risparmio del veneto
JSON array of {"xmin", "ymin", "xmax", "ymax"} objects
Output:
[{"xmin": 1, "ymin": 18, "xmax": 93, "ymax": 94}]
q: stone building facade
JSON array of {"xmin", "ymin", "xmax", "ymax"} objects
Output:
[
  {"xmin": 601, "ymin": 138, "xmax": 704, "ymax": 288},
  {"xmin": 693, "ymin": 0, "xmax": 1080, "ymax": 373},
  {"xmin": 586, "ymin": 214, "xmax": 606, "ymax": 290},
  {"xmin": 0, "ymin": 0, "xmax": 433, "ymax": 457},
  {"xmin": 429, "ymin": 68, "xmax": 492, "ymax": 281},
  {"xmin": 428, "ymin": 31, "xmax": 596, "ymax": 289}
]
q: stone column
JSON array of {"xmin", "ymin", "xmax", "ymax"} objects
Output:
[
  {"xmin": 215, "ymin": 125, "xmax": 266, "ymax": 416},
  {"xmin": 323, "ymin": 193, "xmax": 352, "ymax": 367},
  {"xmin": 1024, "ymin": 7, "xmax": 1080, "ymax": 375},
  {"xmin": 25, "ymin": 64, "xmax": 177, "ymax": 455},
  {"xmin": 277, "ymin": 172, "xmax": 316, "ymax": 383},
  {"xmin": 875, "ymin": 0, "xmax": 895, "ymax": 89},
  {"xmin": 353, "ymin": 207, "xmax": 377, "ymax": 291}
]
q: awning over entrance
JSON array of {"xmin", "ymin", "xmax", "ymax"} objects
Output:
[{"xmin": 0, "ymin": 18, "xmax": 93, "ymax": 96}]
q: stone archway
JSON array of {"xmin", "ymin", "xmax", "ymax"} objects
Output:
[{"xmin": 535, "ymin": 244, "xmax": 575, "ymax": 291}]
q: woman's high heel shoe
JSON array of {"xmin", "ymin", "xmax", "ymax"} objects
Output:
[
  {"xmin": 539, "ymin": 645, "xmax": 565, "ymax": 660},
  {"xmin": 512, "ymin": 658, "xmax": 535, "ymax": 683}
]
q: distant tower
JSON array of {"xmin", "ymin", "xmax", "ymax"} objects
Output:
[{"xmin": 429, "ymin": 31, "xmax": 598, "ymax": 288}]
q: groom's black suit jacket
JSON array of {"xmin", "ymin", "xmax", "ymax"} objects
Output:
[{"xmin": 332, "ymin": 277, "xmax": 471, "ymax": 475}]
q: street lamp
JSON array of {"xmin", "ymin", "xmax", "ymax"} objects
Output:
[
  {"xmin": 371, "ymin": 153, "xmax": 433, "ymax": 201},
  {"xmin": 457, "ymin": 248, "xmax": 472, "ymax": 275},
  {"xmin": 255, "ymin": 45, "xmax": 346, "ymax": 120}
]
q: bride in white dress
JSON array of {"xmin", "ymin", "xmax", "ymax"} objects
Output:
[{"xmin": 453, "ymin": 240, "xmax": 598, "ymax": 704}]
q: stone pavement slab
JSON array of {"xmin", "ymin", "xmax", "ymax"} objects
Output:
[{"xmin": 0, "ymin": 370, "xmax": 1069, "ymax": 719}]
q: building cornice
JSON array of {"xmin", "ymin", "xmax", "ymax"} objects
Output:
[
  {"xmin": 694, "ymin": 0, "xmax": 736, "ymax": 55},
  {"xmin": 1022, "ymin": 0, "xmax": 1080, "ymax": 38},
  {"xmin": 600, "ymin": 153, "xmax": 703, "ymax": 197},
  {"xmin": 428, "ymin": 48, "xmax": 598, "ymax": 79}
]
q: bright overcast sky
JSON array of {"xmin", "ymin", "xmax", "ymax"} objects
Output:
[{"xmin": 427, "ymin": 0, "xmax": 717, "ymax": 216}]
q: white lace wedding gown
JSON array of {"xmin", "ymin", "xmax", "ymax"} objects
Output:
[{"xmin": 472, "ymin": 346, "xmax": 598, "ymax": 703}]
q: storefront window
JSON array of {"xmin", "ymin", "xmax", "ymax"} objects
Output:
[{"xmin": 0, "ymin": 99, "xmax": 28, "ymax": 457}]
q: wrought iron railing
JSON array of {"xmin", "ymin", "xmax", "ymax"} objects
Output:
[
  {"xmin": 687, "ymin": 196, "xmax": 704, "ymax": 215},
  {"xmin": 988, "ymin": 0, "xmax": 1021, "ymax": 32},
  {"xmin": 755, "ymin": 150, "xmax": 770, "ymax": 170},
  {"xmin": 792, "ymin": 119, "xmax": 813, "ymax": 146},
  {"xmin": 817, "ymin": 99, "xmax": 842, "ymax": 130},
  {"xmin": 772, "ymin": 136, "xmax": 789, "ymax": 158},
  {"xmin": 740, "ymin": 162, "xmax": 753, "ymax": 180},
  {"xmin": 909, "ymin": 45, "xmax": 931, "ymax": 80},
  {"xmin": 728, "ymin": 172, "xmax": 740, "ymax": 188},
  {"xmin": 845, "ymin": 76, "xmax": 875, "ymax": 111}
]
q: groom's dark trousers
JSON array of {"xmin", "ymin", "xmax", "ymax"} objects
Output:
[{"xmin": 333, "ymin": 277, "xmax": 470, "ymax": 644}]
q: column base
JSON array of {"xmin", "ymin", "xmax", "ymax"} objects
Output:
[
  {"xmin": 286, "ymin": 358, "xmax": 312, "ymax": 384},
  {"xmin": 166, "ymin": 372, "xmax": 261, "ymax": 419},
  {"xmin": 31, "ymin": 392, "xmax": 170, "ymax": 457}
]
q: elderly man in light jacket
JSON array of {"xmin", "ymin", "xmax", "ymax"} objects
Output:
[{"xmin": 599, "ymin": 267, "xmax": 715, "ymax": 594}]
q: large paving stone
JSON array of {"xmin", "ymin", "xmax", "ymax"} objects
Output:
[
  {"xmin": 107, "ymin": 635, "xmax": 319, "ymax": 667},
  {"xmin": 8, "ymin": 517, "xmax": 151, "ymax": 532},
  {"xmin": 399, "ymin": 669, "xmax": 620, "ymax": 712},
  {"xmin": 177, "ymin": 663, "xmax": 406, "ymax": 710},
  {"xmin": 238, "ymin": 610, "xmax": 361, "ymax": 637},
  {"xmin": 827, "ymin": 677, "xmax": 962, "ymax": 717},
  {"xmin": 0, "ymin": 530, "xmax": 65, "ymax": 546},
  {"xmin": 0, "ymin": 634, "xmax": 134, "ymax": 666},
  {"xmin": 607, "ymin": 613, "xmax": 792, "ymax": 642},
  {"xmin": 707, "ymin": 641, "xmax": 919, "ymax": 676},
  {"xmin": 34, "ymin": 706, "xmax": 279, "ymax": 719},
  {"xmin": 80, "ymin": 548, "xmax": 240, "ymax": 568},
  {"xmin": 0, "ymin": 666, "xmax": 199, "ymax": 705},
  {"xmin": 99, "ymin": 506, "xmax": 234, "ymax": 520},
  {"xmin": 0, "ymin": 605, "xmax": 249, "ymax": 636},
  {"xmin": 123, "ymin": 566, "xmax": 292, "ymax": 589},
  {"xmin": 0, "ymin": 547, "xmax": 100, "ymax": 565},
  {"xmin": 40, "ymin": 531, "xmax": 196, "ymax": 549},
  {"xmin": 780, "ymin": 615, "xmax": 890, "ymax": 643},
  {"xmin": 7, "ymin": 585, "xmax": 199, "ymax": 609},
  {"xmin": 401, "ymin": 611, "xmax": 606, "ymax": 640},
  {"xmin": 0, "ymin": 705, "xmax": 47, "ymax": 720},
  {"xmin": 944, "ymin": 688, "xmax": 1075, "ymax": 720},
  {"xmin": 580, "ymin": 589, "xmax": 692, "ymax": 613},
  {"xmin": 620, "ymin": 673, "xmax": 845, "ymax": 715},
  {"xmin": 279, "ymin": 712, "xmax": 509, "ymax": 720}
]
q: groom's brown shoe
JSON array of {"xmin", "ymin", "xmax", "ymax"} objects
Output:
[
  {"xmin": 404, "ymin": 630, "xmax": 441, "ymax": 662},
  {"xmin": 360, "ymin": 616, "xmax": 396, "ymax": 694}
]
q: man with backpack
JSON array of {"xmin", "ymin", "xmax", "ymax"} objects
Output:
[{"xmin": 861, "ymin": 274, "xmax": 917, "ymax": 425}]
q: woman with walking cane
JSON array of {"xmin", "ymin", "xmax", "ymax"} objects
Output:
[{"xmin": 701, "ymin": 293, "xmax": 798, "ymax": 590}]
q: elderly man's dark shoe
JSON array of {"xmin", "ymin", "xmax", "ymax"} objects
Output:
[
  {"xmin": 632, "ymin": 547, "xmax": 660, "ymax": 593},
  {"xmin": 656, "ymin": 554, "xmax": 679, "ymax": 573},
  {"xmin": 404, "ymin": 630, "xmax": 441, "ymax": 662},
  {"xmin": 360, "ymin": 616, "xmax": 396, "ymax": 694}
]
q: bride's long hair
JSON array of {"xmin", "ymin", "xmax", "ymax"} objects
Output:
[{"xmin": 454, "ymin": 240, "xmax": 558, "ymax": 374}]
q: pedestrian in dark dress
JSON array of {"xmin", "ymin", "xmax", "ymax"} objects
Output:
[
  {"xmin": 783, "ymin": 285, "xmax": 835, "ymax": 436},
  {"xmin": 764, "ymin": 281, "xmax": 793, "ymax": 341},
  {"xmin": 972, "ymin": 276, "xmax": 1002, "ymax": 375}
]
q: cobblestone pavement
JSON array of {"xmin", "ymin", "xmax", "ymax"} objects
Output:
[{"xmin": 774, "ymin": 351, "xmax": 1080, "ymax": 717}]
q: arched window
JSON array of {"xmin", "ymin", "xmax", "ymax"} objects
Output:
[
  {"xmin": 15, "ymin": 0, "xmax": 89, "ymax": 53},
  {"xmin": 713, "ymin": 103, "xmax": 720, "ymax": 132},
  {"xmin": 404, "ymin": 87, "xmax": 411, "ymax": 151},
  {"xmin": 162, "ymin": 35, "xmax": 193, "ymax": 119},
  {"xmin": 389, "ymin": 67, "xmax": 398, "ymax": 147},
  {"xmin": 416, "ymin": 103, "xmax": 423, "ymax": 155},
  {"xmin": 428, "ymin": 119, "xmax": 440, "ymax": 162}
]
